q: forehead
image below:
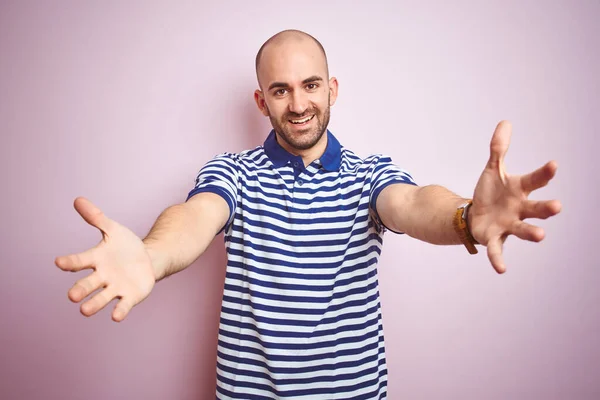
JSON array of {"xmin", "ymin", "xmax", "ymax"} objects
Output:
[{"xmin": 259, "ymin": 40, "xmax": 327, "ymax": 88}]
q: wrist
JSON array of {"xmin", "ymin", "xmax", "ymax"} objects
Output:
[
  {"xmin": 465, "ymin": 202, "xmax": 478, "ymax": 244},
  {"xmin": 453, "ymin": 200, "xmax": 479, "ymax": 254},
  {"xmin": 143, "ymin": 240, "xmax": 168, "ymax": 282}
]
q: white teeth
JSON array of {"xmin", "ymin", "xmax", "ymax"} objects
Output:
[{"xmin": 291, "ymin": 115, "xmax": 314, "ymax": 124}]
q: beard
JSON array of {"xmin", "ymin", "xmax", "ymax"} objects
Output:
[{"xmin": 267, "ymin": 98, "xmax": 331, "ymax": 151}]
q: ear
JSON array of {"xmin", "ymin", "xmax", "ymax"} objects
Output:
[
  {"xmin": 328, "ymin": 77, "xmax": 339, "ymax": 107},
  {"xmin": 254, "ymin": 90, "xmax": 270, "ymax": 117}
]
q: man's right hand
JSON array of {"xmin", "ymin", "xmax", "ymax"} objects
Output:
[{"xmin": 55, "ymin": 197, "xmax": 156, "ymax": 322}]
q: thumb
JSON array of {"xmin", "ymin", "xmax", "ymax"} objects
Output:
[
  {"xmin": 73, "ymin": 197, "xmax": 111, "ymax": 233},
  {"xmin": 487, "ymin": 120, "xmax": 512, "ymax": 171}
]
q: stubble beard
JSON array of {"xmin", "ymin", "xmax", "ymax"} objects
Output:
[{"xmin": 268, "ymin": 98, "xmax": 331, "ymax": 151}]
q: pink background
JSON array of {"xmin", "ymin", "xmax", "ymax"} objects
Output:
[{"xmin": 1, "ymin": 1, "xmax": 598, "ymax": 399}]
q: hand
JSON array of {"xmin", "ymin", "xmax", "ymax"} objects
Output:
[
  {"xmin": 55, "ymin": 197, "xmax": 156, "ymax": 322},
  {"xmin": 469, "ymin": 121, "xmax": 562, "ymax": 274}
]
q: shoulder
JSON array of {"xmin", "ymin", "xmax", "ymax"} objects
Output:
[
  {"xmin": 208, "ymin": 146, "xmax": 266, "ymax": 165},
  {"xmin": 340, "ymin": 147, "xmax": 395, "ymax": 170},
  {"xmin": 204, "ymin": 146, "xmax": 275, "ymax": 179}
]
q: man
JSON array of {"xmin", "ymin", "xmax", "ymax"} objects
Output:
[{"xmin": 55, "ymin": 30, "xmax": 561, "ymax": 399}]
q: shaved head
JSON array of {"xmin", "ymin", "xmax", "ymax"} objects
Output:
[{"xmin": 255, "ymin": 30, "xmax": 329, "ymax": 88}]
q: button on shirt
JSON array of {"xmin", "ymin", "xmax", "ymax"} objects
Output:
[{"xmin": 187, "ymin": 129, "xmax": 416, "ymax": 399}]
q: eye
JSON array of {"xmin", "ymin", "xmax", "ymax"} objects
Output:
[
  {"xmin": 306, "ymin": 83, "xmax": 318, "ymax": 90},
  {"xmin": 274, "ymin": 88, "xmax": 288, "ymax": 96}
]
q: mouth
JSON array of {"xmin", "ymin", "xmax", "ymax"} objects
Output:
[{"xmin": 288, "ymin": 114, "xmax": 315, "ymax": 126}]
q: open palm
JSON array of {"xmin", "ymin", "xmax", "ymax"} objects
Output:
[
  {"xmin": 468, "ymin": 121, "xmax": 562, "ymax": 274},
  {"xmin": 55, "ymin": 197, "xmax": 155, "ymax": 322}
]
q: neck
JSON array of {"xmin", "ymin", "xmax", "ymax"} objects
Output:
[{"xmin": 276, "ymin": 132, "xmax": 328, "ymax": 167}]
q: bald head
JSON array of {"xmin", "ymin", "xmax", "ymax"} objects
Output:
[{"xmin": 255, "ymin": 30, "xmax": 329, "ymax": 88}]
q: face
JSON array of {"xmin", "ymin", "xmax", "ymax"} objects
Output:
[{"xmin": 255, "ymin": 39, "xmax": 338, "ymax": 152}]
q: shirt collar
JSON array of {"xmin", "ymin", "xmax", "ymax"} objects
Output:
[{"xmin": 263, "ymin": 129, "xmax": 342, "ymax": 171}]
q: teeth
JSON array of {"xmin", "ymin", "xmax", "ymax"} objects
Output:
[{"xmin": 291, "ymin": 115, "xmax": 314, "ymax": 124}]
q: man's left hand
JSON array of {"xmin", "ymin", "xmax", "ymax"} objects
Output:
[{"xmin": 469, "ymin": 120, "xmax": 562, "ymax": 273}]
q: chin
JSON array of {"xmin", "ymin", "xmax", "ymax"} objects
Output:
[{"xmin": 289, "ymin": 130, "xmax": 322, "ymax": 149}]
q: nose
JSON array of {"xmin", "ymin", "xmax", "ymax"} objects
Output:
[{"xmin": 288, "ymin": 90, "xmax": 308, "ymax": 115}]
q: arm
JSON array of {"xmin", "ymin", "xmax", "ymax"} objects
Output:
[
  {"xmin": 55, "ymin": 192, "xmax": 229, "ymax": 321},
  {"xmin": 376, "ymin": 184, "xmax": 467, "ymax": 245},
  {"xmin": 144, "ymin": 192, "xmax": 230, "ymax": 281},
  {"xmin": 375, "ymin": 120, "xmax": 561, "ymax": 274}
]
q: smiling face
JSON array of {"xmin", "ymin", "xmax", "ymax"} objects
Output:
[{"xmin": 254, "ymin": 32, "xmax": 338, "ymax": 154}]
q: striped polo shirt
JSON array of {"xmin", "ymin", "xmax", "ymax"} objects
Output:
[{"xmin": 187, "ymin": 130, "xmax": 416, "ymax": 399}]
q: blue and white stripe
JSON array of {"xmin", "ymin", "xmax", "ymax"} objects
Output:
[{"xmin": 188, "ymin": 130, "xmax": 416, "ymax": 399}]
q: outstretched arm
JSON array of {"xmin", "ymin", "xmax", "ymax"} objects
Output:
[
  {"xmin": 376, "ymin": 184, "xmax": 470, "ymax": 245},
  {"xmin": 55, "ymin": 192, "xmax": 229, "ymax": 321},
  {"xmin": 144, "ymin": 192, "xmax": 229, "ymax": 281},
  {"xmin": 376, "ymin": 120, "xmax": 562, "ymax": 274}
]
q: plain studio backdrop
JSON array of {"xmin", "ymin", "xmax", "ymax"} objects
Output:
[{"xmin": 0, "ymin": 1, "xmax": 598, "ymax": 399}]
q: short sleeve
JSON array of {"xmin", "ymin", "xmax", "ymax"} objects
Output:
[
  {"xmin": 369, "ymin": 155, "xmax": 417, "ymax": 234},
  {"xmin": 186, "ymin": 153, "xmax": 239, "ymax": 231}
]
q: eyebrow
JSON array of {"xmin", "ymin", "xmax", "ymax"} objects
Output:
[{"xmin": 267, "ymin": 75, "xmax": 324, "ymax": 91}]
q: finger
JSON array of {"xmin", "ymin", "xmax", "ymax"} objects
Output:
[
  {"xmin": 81, "ymin": 286, "xmax": 117, "ymax": 317},
  {"xmin": 73, "ymin": 197, "xmax": 112, "ymax": 234},
  {"xmin": 55, "ymin": 248, "xmax": 97, "ymax": 272},
  {"xmin": 487, "ymin": 236, "xmax": 506, "ymax": 274},
  {"xmin": 521, "ymin": 199, "xmax": 562, "ymax": 220},
  {"xmin": 112, "ymin": 297, "xmax": 135, "ymax": 323},
  {"xmin": 520, "ymin": 160, "xmax": 558, "ymax": 194},
  {"xmin": 487, "ymin": 120, "xmax": 512, "ymax": 172},
  {"xmin": 68, "ymin": 271, "xmax": 105, "ymax": 303},
  {"xmin": 510, "ymin": 220, "xmax": 545, "ymax": 242}
]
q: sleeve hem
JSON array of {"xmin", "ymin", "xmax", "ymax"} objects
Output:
[
  {"xmin": 370, "ymin": 180, "xmax": 418, "ymax": 235},
  {"xmin": 186, "ymin": 187, "xmax": 235, "ymax": 234}
]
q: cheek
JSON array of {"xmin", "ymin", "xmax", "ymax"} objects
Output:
[
  {"xmin": 273, "ymin": 104, "xmax": 291, "ymax": 120},
  {"xmin": 312, "ymin": 92, "xmax": 329, "ymax": 109},
  {"xmin": 313, "ymin": 99, "xmax": 329, "ymax": 114},
  {"xmin": 265, "ymin": 102, "xmax": 281, "ymax": 118}
]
